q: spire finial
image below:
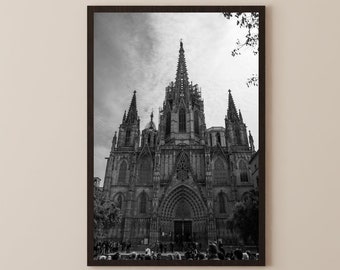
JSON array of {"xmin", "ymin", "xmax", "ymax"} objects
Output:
[
  {"xmin": 239, "ymin": 109, "xmax": 244, "ymax": 123},
  {"xmin": 111, "ymin": 131, "xmax": 117, "ymax": 151},
  {"xmin": 150, "ymin": 109, "xmax": 154, "ymax": 121},
  {"xmin": 122, "ymin": 110, "xmax": 126, "ymax": 123},
  {"xmin": 249, "ymin": 130, "xmax": 255, "ymax": 152}
]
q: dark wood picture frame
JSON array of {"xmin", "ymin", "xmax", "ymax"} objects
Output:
[{"xmin": 88, "ymin": 5, "xmax": 265, "ymax": 266}]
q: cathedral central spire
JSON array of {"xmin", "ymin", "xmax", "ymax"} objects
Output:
[{"xmin": 175, "ymin": 40, "xmax": 189, "ymax": 97}]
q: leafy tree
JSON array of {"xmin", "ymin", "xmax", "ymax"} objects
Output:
[
  {"xmin": 223, "ymin": 12, "xmax": 259, "ymax": 87},
  {"xmin": 228, "ymin": 189, "xmax": 259, "ymax": 245},
  {"xmin": 93, "ymin": 182, "xmax": 121, "ymax": 241}
]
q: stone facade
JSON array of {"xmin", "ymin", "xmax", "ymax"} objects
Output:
[{"xmin": 102, "ymin": 41, "xmax": 258, "ymax": 248}]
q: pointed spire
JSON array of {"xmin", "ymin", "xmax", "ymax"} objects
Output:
[
  {"xmin": 175, "ymin": 40, "xmax": 189, "ymax": 97},
  {"xmin": 126, "ymin": 90, "xmax": 138, "ymax": 123},
  {"xmin": 145, "ymin": 109, "xmax": 156, "ymax": 130},
  {"xmin": 249, "ymin": 130, "xmax": 255, "ymax": 152},
  {"xmin": 122, "ymin": 110, "xmax": 126, "ymax": 123},
  {"xmin": 111, "ymin": 131, "xmax": 117, "ymax": 151},
  {"xmin": 239, "ymin": 109, "xmax": 244, "ymax": 123},
  {"xmin": 150, "ymin": 109, "xmax": 154, "ymax": 122},
  {"xmin": 227, "ymin": 89, "xmax": 239, "ymax": 122}
]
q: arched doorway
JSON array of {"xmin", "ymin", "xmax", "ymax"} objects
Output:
[
  {"xmin": 174, "ymin": 200, "xmax": 193, "ymax": 248},
  {"xmin": 159, "ymin": 185, "xmax": 208, "ymax": 250}
]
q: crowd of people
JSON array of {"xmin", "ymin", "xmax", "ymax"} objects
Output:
[
  {"xmin": 94, "ymin": 240, "xmax": 132, "ymax": 255},
  {"xmin": 94, "ymin": 240, "xmax": 259, "ymax": 261}
]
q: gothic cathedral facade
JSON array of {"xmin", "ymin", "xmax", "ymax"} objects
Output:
[{"xmin": 102, "ymin": 41, "xmax": 257, "ymax": 247}]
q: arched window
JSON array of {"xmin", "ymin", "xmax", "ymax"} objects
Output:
[
  {"xmin": 210, "ymin": 133, "xmax": 213, "ymax": 146},
  {"xmin": 117, "ymin": 194, "xmax": 123, "ymax": 209},
  {"xmin": 165, "ymin": 112, "xmax": 171, "ymax": 136},
  {"xmin": 235, "ymin": 128, "xmax": 242, "ymax": 145},
  {"xmin": 219, "ymin": 193, "xmax": 226, "ymax": 213},
  {"xmin": 118, "ymin": 161, "xmax": 127, "ymax": 183},
  {"xmin": 213, "ymin": 158, "xmax": 227, "ymax": 183},
  {"xmin": 194, "ymin": 111, "xmax": 199, "ymax": 135},
  {"xmin": 139, "ymin": 157, "xmax": 152, "ymax": 184},
  {"xmin": 147, "ymin": 134, "xmax": 151, "ymax": 145},
  {"xmin": 239, "ymin": 160, "xmax": 249, "ymax": 182},
  {"xmin": 216, "ymin": 132, "xmax": 221, "ymax": 145},
  {"xmin": 140, "ymin": 192, "xmax": 147, "ymax": 214},
  {"xmin": 179, "ymin": 108, "xmax": 186, "ymax": 132},
  {"xmin": 125, "ymin": 129, "xmax": 131, "ymax": 146}
]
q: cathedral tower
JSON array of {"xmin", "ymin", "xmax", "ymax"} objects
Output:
[
  {"xmin": 117, "ymin": 91, "xmax": 140, "ymax": 149},
  {"xmin": 159, "ymin": 41, "xmax": 206, "ymax": 146},
  {"xmin": 225, "ymin": 90, "xmax": 249, "ymax": 150}
]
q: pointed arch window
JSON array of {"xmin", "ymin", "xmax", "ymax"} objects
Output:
[
  {"xmin": 118, "ymin": 161, "xmax": 127, "ymax": 183},
  {"xmin": 216, "ymin": 132, "xmax": 221, "ymax": 145},
  {"xmin": 139, "ymin": 157, "xmax": 152, "ymax": 184},
  {"xmin": 140, "ymin": 192, "xmax": 147, "ymax": 214},
  {"xmin": 147, "ymin": 134, "xmax": 151, "ymax": 145},
  {"xmin": 165, "ymin": 112, "xmax": 171, "ymax": 136},
  {"xmin": 125, "ymin": 129, "xmax": 131, "ymax": 146},
  {"xmin": 235, "ymin": 128, "xmax": 242, "ymax": 145},
  {"xmin": 210, "ymin": 133, "xmax": 213, "ymax": 146},
  {"xmin": 117, "ymin": 194, "xmax": 123, "ymax": 209},
  {"xmin": 213, "ymin": 158, "xmax": 227, "ymax": 184},
  {"xmin": 239, "ymin": 160, "xmax": 249, "ymax": 182},
  {"xmin": 194, "ymin": 111, "xmax": 199, "ymax": 135},
  {"xmin": 219, "ymin": 193, "xmax": 226, "ymax": 213},
  {"xmin": 179, "ymin": 108, "xmax": 186, "ymax": 133}
]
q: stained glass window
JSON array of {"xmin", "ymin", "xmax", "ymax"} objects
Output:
[
  {"xmin": 216, "ymin": 132, "xmax": 221, "ymax": 145},
  {"xmin": 239, "ymin": 160, "xmax": 249, "ymax": 182},
  {"xmin": 165, "ymin": 111, "xmax": 171, "ymax": 136},
  {"xmin": 125, "ymin": 129, "xmax": 131, "ymax": 145},
  {"xmin": 179, "ymin": 108, "xmax": 186, "ymax": 132},
  {"xmin": 219, "ymin": 193, "xmax": 226, "ymax": 213},
  {"xmin": 117, "ymin": 194, "xmax": 123, "ymax": 209},
  {"xmin": 118, "ymin": 161, "xmax": 127, "ymax": 183},
  {"xmin": 140, "ymin": 192, "xmax": 147, "ymax": 214},
  {"xmin": 194, "ymin": 111, "xmax": 199, "ymax": 135},
  {"xmin": 214, "ymin": 158, "xmax": 227, "ymax": 184}
]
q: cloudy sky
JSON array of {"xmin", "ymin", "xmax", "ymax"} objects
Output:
[{"xmin": 94, "ymin": 12, "xmax": 259, "ymax": 181}]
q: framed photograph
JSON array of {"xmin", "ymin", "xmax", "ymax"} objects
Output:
[{"xmin": 88, "ymin": 6, "xmax": 265, "ymax": 266}]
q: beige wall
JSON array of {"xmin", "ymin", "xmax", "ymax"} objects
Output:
[{"xmin": 1, "ymin": 0, "xmax": 340, "ymax": 269}]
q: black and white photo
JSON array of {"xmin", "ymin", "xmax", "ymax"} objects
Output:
[{"xmin": 88, "ymin": 6, "xmax": 265, "ymax": 266}]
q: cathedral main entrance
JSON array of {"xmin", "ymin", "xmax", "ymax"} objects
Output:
[
  {"xmin": 174, "ymin": 220, "xmax": 192, "ymax": 240},
  {"xmin": 174, "ymin": 220, "xmax": 192, "ymax": 251},
  {"xmin": 158, "ymin": 185, "xmax": 209, "ymax": 249}
]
